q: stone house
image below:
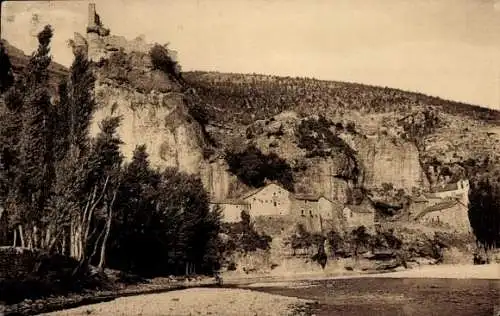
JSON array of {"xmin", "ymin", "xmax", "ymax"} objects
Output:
[
  {"xmin": 209, "ymin": 199, "xmax": 250, "ymax": 223},
  {"xmin": 428, "ymin": 179, "xmax": 469, "ymax": 204},
  {"xmin": 289, "ymin": 194, "xmax": 344, "ymax": 233},
  {"xmin": 291, "ymin": 194, "xmax": 322, "ymax": 233},
  {"xmin": 241, "ymin": 183, "xmax": 293, "ymax": 217},
  {"xmin": 414, "ymin": 199, "xmax": 471, "ymax": 233},
  {"xmin": 342, "ymin": 202, "xmax": 376, "ymax": 230},
  {"xmin": 407, "ymin": 178, "xmax": 471, "ymax": 233},
  {"xmin": 318, "ymin": 196, "xmax": 345, "ymax": 232}
]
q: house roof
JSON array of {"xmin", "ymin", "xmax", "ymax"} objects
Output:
[
  {"xmin": 240, "ymin": 187, "xmax": 267, "ymax": 200},
  {"xmin": 318, "ymin": 195, "xmax": 343, "ymax": 206},
  {"xmin": 239, "ymin": 183, "xmax": 289, "ymax": 200},
  {"xmin": 210, "ymin": 199, "xmax": 250, "ymax": 206},
  {"xmin": 414, "ymin": 200, "xmax": 459, "ymax": 220},
  {"xmin": 293, "ymin": 194, "xmax": 320, "ymax": 201}
]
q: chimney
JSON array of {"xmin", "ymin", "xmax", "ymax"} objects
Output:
[{"xmin": 88, "ymin": 3, "xmax": 97, "ymax": 28}]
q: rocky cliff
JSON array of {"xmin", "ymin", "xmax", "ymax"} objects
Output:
[
  {"xmin": 91, "ymin": 76, "xmax": 205, "ymax": 175},
  {"xmin": 354, "ymin": 135, "xmax": 427, "ymax": 190}
]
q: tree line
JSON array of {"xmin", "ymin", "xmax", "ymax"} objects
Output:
[{"xmin": 0, "ymin": 26, "xmax": 222, "ymax": 277}]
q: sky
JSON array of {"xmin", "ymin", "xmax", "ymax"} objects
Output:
[{"xmin": 1, "ymin": 0, "xmax": 500, "ymax": 109}]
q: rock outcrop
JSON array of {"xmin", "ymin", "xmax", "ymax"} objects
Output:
[
  {"xmin": 80, "ymin": 4, "xmax": 207, "ymax": 177},
  {"xmin": 91, "ymin": 78, "xmax": 205, "ymax": 174},
  {"xmin": 355, "ymin": 135, "xmax": 428, "ymax": 191}
]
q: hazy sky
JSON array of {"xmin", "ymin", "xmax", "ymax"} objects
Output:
[{"xmin": 2, "ymin": 0, "xmax": 500, "ymax": 109}]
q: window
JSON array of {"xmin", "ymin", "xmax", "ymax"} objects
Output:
[
  {"xmin": 301, "ymin": 210, "xmax": 305, "ymax": 216},
  {"xmin": 274, "ymin": 201, "xmax": 277, "ymax": 207}
]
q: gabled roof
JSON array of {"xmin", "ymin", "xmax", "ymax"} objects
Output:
[
  {"xmin": 239, "ymin": 183, "xmax": 289, "ymax": 200},
  {"xmin": 240, "ymin": 187, "xmax": 267, "ymax": 200},
  {"xmin": 318, "ymin": 195, "xmax": 343, "ymax": 205}
]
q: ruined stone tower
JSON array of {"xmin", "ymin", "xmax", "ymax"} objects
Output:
[{"xmin": 85, "ymin": 3, "xmax": 109, "ymax": 62}]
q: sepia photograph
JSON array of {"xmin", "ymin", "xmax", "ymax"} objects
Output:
[{"xmin": 0, "ymin": 0, "xmax": 499, "ymax": 315}]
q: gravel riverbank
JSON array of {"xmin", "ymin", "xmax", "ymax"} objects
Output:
[{"xmin": 39, "ymin": 288, "xmax": 316, "ymax": 316}]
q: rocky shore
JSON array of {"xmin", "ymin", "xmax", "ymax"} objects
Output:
[{"xmin": 3, "ymin": 276, "xmax": 217, "ymax": 316}]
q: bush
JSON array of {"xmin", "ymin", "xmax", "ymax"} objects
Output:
[
  {"xmin": 295, "ymin": 116, "xmax": 360, "ymax": 180},
  {"xmin": 149, "ymin": 44, "xmax": 182, "ymax": 81},
  {"xmin": 0, "ymin": 252, "xmax": 111, "ymax": 305},
  {"xmin": 222, "ymin": 211, "xmax": 273, "ymax": 255},
  {"xmin": 227, "ymin": 262, "xmax": 237, "ymax": 271},
  {"xmin": 225, "ymin": 145, "xmax": 294, "ymax": 192}
]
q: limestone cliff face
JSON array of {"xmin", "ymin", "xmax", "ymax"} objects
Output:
[
  {"xmin": 91, "ymin": 78, "xmax": 205, "ymax": 175},
  {"xmin": 294, "ymin": 158, "xmax": 350, "ymax": 204},
  {"xmin": 199, "ymin": 159, "xmax": 237, "ymax": 201},
  {"xmin": 354, "ymin": 135, "xmax": 428, "ymax": 190}
]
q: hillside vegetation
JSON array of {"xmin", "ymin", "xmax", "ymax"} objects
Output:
[{"xmin": 183, "ymin": 71, "xmax": 500, "ymax": 126}]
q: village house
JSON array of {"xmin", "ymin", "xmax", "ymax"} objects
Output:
[
  {"xmin": 289, "ymin": 194, "xmax": 344, "ymax": 233},
  {"xmin": 342, "ymin": 202, "xmax": 376, "ymax": 230},
  {"xmin": 406, "ymin": 179, "xmax": 471, "ymax": 233},
  {"xmin": 427, "ymin": 179, "xmax": 469, "ymax": 202},
  {"xmin": 241, "ymin": 183, "xmax": 293, "ymax": 217},
  {"xmin": 212, "ymin": 183, "xmax": 345, "ymax": 232},
  {"xmin": 209, "ymin": 199, "xmax": 250, "ymax": 223},
  {"xmin": 318, "ymin": 196, "xmax": 344, "ymax": 232},
  {"xmin": 413, "ymin": 199, "xmax": 471, "ymax": 233}
]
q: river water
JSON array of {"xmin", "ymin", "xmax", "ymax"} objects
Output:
[{"xmin": 247, "ymin": 278, "xmax": 500, "ymax": 316}]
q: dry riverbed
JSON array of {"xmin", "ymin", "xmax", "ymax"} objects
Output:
[{"xmin": 40, "ymin": 288, "xmax": 316, "ymax": 316}]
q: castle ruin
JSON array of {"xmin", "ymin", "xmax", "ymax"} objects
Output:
[{"xmin": 74, "ymin": 3, "xmax": 151, "ymax": 62}]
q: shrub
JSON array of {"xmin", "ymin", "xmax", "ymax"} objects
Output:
[
  {"xmin": 225, "ymin": 145, "xmax": 294, "ymax": 191},
  {"xmin": 222, "ymin": 211, "xmax": 273, "ymax": 255},
  {"xmin": 149, "ymin": 44, "xmax": 182, "ymax": 81}
]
